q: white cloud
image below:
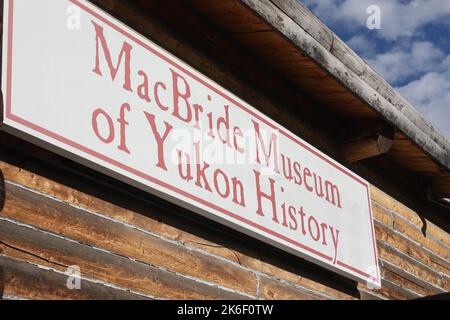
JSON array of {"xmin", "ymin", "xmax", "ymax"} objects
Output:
[
  {"xmin": 367, "ymin": 41, "xmax": 445, "ymax": 84},
  {"xmin": 301, "ymin": 0, "xmax": 450, "ymax": 138},
  {"xmin": 301, "ymin": 0, "xmax": 450, "ymax": 41},
  {"xmin": 397, "ymin": 62, "xmax": 450, "ymax": 138},
  {"xmin": 368, "ymin": 41, "xmax": 450, "ymax": 138},
  {"xmin": 347, "ymin": 34, "xmax": 378, "ymax": 57}
]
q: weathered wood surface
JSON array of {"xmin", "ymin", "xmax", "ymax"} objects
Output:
[
  {"xmin": 238, "ymin": 0, "xmax": 450, "ymax": 171},
  {"xmin": 371, "ymin": 186, "xmax": 450, "ymax": 245},
  {"xmin": 374, "ymin": 222, "xmax": 449, "ymax": 277},
  {"xmin": 0, "ymin": 178, "xmax": 258, "ymax": 297},
  {"xmin": 0, "ymin": 219, "xmax": 248, "ymax": 300},
  {"xmin": 0, "ymin": 255, "xmax": 149, "ymax": 300},
  {"xmin": 0, "ymin": 153, "xmax": 449, "ymax": 300},
  {"xmin": 0, "ymin": 157, "xmax": 354, "ymax": 300},
  {"xmin": 0, "ymin": 0, "xmax": 448, "ymax": 301},
  {"xmin": 258, "ymin": 276, "xmax": 321, "ymax": 300},
  {"xmin": 343, "ymin": 134, "xmax": 393, "ymax": 163},
  {"xmin": 185, "ymin": 0, "xmax": 450, "ymax": 199}
]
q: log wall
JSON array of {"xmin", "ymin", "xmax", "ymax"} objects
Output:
[
  {"xmin": 0, "ymin": 0, "xmax": 448, "ymax": 300},
  {"xmin": 0, "ymin": 134, "xmax": 448, "ymax": 300}
]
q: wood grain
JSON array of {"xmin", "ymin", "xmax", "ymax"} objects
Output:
[
  {"xmin": 343, "ymin": 134, "xmax": 393, "ymax": 163},
  {"xmin": 0, "ymin": 255, "xmax": 148, "ymax": 300},
  {"xmin": 0, "ymin": 180, "xmax": 258, "ymax": 296},
  {"xmin": 0, "ymin": 159, "xmax": 360, "ymax": 300},
  {"xmin": 381, "ymin": 268, "xmax": 435, "ymax": 297},
  {"xmin": 371, "ymin": 186, "xmax": 450, "ymax": 249},
  {"xmin": 242, "ymin": 0, "xmax": 450, "ymax": 173},
  {"xmin": 1, "ymin": 158, "xmax": 449, "ymax": 299},
  {"xmin": 375, "ymin": 222, "xmax": 449, "ymax": 277},
  {"xmin": 259, "ymin": 276, "xmax": 322, "ymax": 300},
  {"xmin": 358, "ymin": 282, "xmax": 409, "ymax": 300},
  {"xmin": 377, "ymin": 243, "xmax": 445, "ymax": 290},
  {"xmin": 0, "ymin": 219, "xmax": 249, "ymax": 300}
]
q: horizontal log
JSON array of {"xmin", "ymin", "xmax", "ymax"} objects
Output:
[
  {"xmin": 371, "ymin": 202, "xmax": 394, "ymax": 227},
  {"xmin": 2, "ymin": 159, "xmax": 449, "ymax": 298},
  {"xmin": 269, "ymin": 0, "xmax": 366, "ymax": 77},
  {"xmin": 381, "ymin": 279, "xmax": 421, "ymax": 300},
  {"xmin": 255, "ymin": 261, "xmax": 356, "ymax": 300},
  {"xmin": 358, "ymin": 257, "xmax": 442, "ymax": 299},
  {"xmin": 375, "ymin": 222, "xmax": 449, "ymax": 277},
  {"xmin": 0, "ymin": 255, "xmax": 148, "ymax": 300},
  {"xmin": 259, "ymin": 276, "xmax": 322, "ymax": 300},
  {"xmin": 371, "ymin": 187, "xmax": 411, "ymax": 219},
  {"xmin": 391, "ymin": 214, "xmax": 449, "ymax": 262},
  {"xmin": 0, "ymin": 219, "xmax": 248, "ymax": 300},
  {"xmin": 243, "ymin": 0, "xmax": 450, "ymax": 170},
  {"xmin": 0, "ymin": 158, "xmax": 256, "ymax": 268},
  {"xmin": 357, "ymin": 287, "xmax": 385, "ymax": 300},
  {"xmin": 0, "ymin": 180, "xmax": 258, "ymax": 296},
  {"xmin": 2, "ymin": 158, "xmax": 447, "ymax": 300},
  {"xmin": 381, "ymin": 268, "xmax": 434, "ymax": 297},
  {"xmin": 371, "ymin": 185, "xmax": 450, "ymax": 249},
  {"xmin": 343, "ymin": 134, "xmax": 393, "ymax": 163},
  {"xmin": 269, "ymin": 0, "xmax": 334, "ymax": 51},
  {"xmin": 358, "ymin": 282, "xmax": 409, "ymax": 300},
  {"xmin": 377, "ymin": 243, "xmax": 445, "ymax": 291},
  {"xmin": 361, "ymin": 67, "xmax": 450, "ymax": 160},
  {"xmin": 443, "ymin": 275, "xmax": 450, "ymax": 291},
  {"xmin": 359, "ymin": 270, "xmax": 428, "ymax": 300},
  {"xmin": 0, "ymin": 159, "xmax": 358, "ymax": 300},
  {"xmin": 1, "ymin": 151, "xmax": 448, "ymax": 300}
]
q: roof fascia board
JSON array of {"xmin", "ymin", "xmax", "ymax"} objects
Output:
[{"xmin": 240, "ymin": 0, "xmax": 450, "ymax": 170}]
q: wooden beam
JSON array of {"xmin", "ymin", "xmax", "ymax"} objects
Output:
[
  {"xmin": 239, "ymin": 0, "xmax": 450, "ymax": 170},
  {"xmin": 0, "ymin": 255, "xmax": 148, "ymax": 300},
  {"xmin": 343, "ymin": 126, "xmax": 394, "ymax": 163},
  {"xmin": 343, "ymin": 134, "xmax": 393, "ymax": 163}
]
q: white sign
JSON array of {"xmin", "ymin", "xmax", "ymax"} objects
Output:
[{"xmin": 1, "ymin": 0, "xmax": 380, "ymax": 287}]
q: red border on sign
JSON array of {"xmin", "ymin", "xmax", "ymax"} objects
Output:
[{"xmin": 4, "ymin": 0, "xmax": 379, "ymax": 283}]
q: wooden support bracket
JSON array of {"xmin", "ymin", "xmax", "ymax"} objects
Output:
[{"xmin": 343, "ymin": 124, "xmax": 394, "ymax": 163}]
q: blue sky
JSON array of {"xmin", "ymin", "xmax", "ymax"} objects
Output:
[{"xmin": 300, "ymin": 0, "xmax": 450, "ymax": 139}]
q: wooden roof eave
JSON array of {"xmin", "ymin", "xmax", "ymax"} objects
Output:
[{"xmin": 238, "ymin": 0, "xmax": 450, "ymax": 172}]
